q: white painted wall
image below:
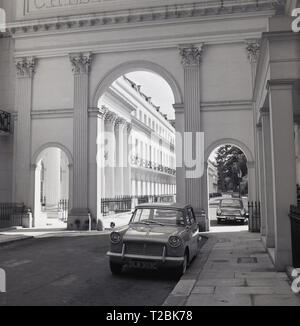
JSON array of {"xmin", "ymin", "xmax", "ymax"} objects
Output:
[{"xmin": 32, "ymin": 57, "xmax": 74, "ymax": 110}]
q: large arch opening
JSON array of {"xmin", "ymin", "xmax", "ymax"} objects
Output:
[
  {"xmin": 206, "ymin": 143, "xmax": 249, "ymax": 232},
  {"xmin": 34, "ymin": 147, "xmax": 70, "ymax": 229},
  {"xmin": 96, "ymin": 67, "xmax": 178, "ymax": 225}
]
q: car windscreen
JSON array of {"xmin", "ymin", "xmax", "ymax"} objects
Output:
[
  {"xmin": 220, "ymin": 199, "xmax": 243, "ymax": 208},
  {"xmin": 131, "ymin": 208, "xmax": 185, "ymax": 226}
]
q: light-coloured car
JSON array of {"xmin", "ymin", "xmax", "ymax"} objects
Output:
[
  {"xmin": 216, "ymin": 198, "xmax": 248, "ymax": 224},
  {"xmin": 107, "ymin": 203, "xmax": 202, "ymax": 277}
]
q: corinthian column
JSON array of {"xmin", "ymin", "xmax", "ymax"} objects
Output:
[
  {"xmin": 115, "ymin": 117, "xmax": 126, "ymax": 196},
  {"xmin": 104, "ymin": 110, "xmax": 118, "ymax": 198},
  {"xmin": 123, "ymin": 122, "xmax": 133, "ymax": 196},
  {"xmin": 179, "ymin": 44, "xmax": 204, "ymax": 217},
  {"xmin": 68, "ymin": 53, "xmax": 93, "ymax": 229},
  {"xmin": 14, "ymin": 57, "xmax": 37, "ymax": 208}
]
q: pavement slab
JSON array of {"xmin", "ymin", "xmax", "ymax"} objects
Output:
[{"xmin": 164, "ymin": 230, "xmax": 300, "ymax": 306}]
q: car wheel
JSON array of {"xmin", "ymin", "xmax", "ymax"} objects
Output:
[
  {"xmin": 109, "ymin": 261, "xmax": 123, "ymax": 275},
  {"xmin": 174, "ymin": 252, "xmax": 188, "ymax": 279}
]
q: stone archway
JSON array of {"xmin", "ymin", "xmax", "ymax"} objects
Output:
[
  {"xmin": 201, "ymin": 138, "xmax": 256, "ymax": 230},
  {"xmin": 32, "ymin": 143, "xmax": 73, "ymax": 228},
  {"xmin": 90, "ymin": 61, "xmax": 182, "ymax": 225},
  {"xmin": 91, "ymin": 60, "xmax": 184, "ymax": 108}
]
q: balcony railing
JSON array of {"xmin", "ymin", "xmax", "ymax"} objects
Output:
[
  {"xmin": 131, "ymin": 156, "xmax": 176, "ymax": 176},
  {"xmin": 0, "ymin": 110, "xmax": 11, "ymax": 134}
]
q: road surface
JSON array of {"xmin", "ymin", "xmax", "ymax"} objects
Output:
[{"xmin": 0, "ymin": 234, "xmax": 180, "ymax": 306}]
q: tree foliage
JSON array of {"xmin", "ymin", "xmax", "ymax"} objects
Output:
[{"xmin": 215, "ymin": 145, "xmax": 248, "ymax": 193}]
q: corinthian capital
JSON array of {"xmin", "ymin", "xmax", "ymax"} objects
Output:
[
  {"xmin": 246, "ymin": 40, "xmax": 261, "ymax": 63},
  {"xmin": 126, "ymin": 122, "xmax": 132, "ymax": 134},
  {"xmin": 15, "ymin": 57, "xmax": 37, "ymax": 78},
  {"xmin": 179, "ymin": 44, "xmax": 204, "ymax": 67},
  {"xmin": 69, "ymin": 52, "xmax": 93, "ymax": 74},
  {"xmin": 104, "ymin": 110, "xmax": 118, "ymax": 126},
  {"xmin": 115, "ymin": 117, "xmax": 127, "ymax": 128}
]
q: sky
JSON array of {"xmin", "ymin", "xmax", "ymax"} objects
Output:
[{"xmin": 125, "ymin": 71, "xmax": 175, "ymax": 120}]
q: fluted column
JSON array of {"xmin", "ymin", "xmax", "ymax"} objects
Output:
[
  {"xmin": 115, "ymin": 117, "xmax": 126, "ymax": 196},
  {"xmin": 89, "ymin": 106, "xmax": 106, "ymax": 228},
  {"xmin": 174, "ymin": 103, "xmax": 185, "ymax": 204},
  {"xmin": 179, "ymin": 44, "xmax": 203, "ymax": 215},
  {"xmin": 15, "ymin": 57, "xmax": 37, "ymax": 208},
  {"xmin": 104, "ymin": 111, "xmax": 117, "ymax": 198},
  {"xmin": 123, "ymin": 122, "xmax": 132, "ymax": 196},
  {"xmin": 246, "ymin": 40, "xmax": 261, "ymax": 202},
  {"xmin": 68, "ymin": 53, "xmax": 92, "ymax": 227}
]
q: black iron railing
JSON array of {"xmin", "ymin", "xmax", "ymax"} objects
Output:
[
  {"xmin": 59, "ymin": 199, "xmax": 69, "ymax": 221},
  {"xmin": 0, "ymin": 203, "xmax": 27, "ymax": 228},
  {"xmin": 101, "ymin": 196, "xmax": 132, "ymax": 216},
  {"xmin": 0, "ymin": 110, "xmax": 11, "ymax": 134},
  {"xmin": 248, "ymin": 201, "xmax": 261, "ymax": 232},
  {"xmin": 101, "ymin": 195, "xmax": 175, "ymax": 216},
  {"xmin": 297, "ymin": 185, "xmax": 300, "ymax": 206},
  {"xmin": 289, "ymin": 206, "xmax": 300, "ymax": 267}
]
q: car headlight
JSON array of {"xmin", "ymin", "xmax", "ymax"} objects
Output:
[
  {"xmin": 110, "ymin": 232, "xmax": 121, "ymax": 244},
  {"xmin": 168, "ymin": 236, "xmax": 182, "ymax": 248},
  {"xmin": 240, "ymin": 209, "xmax": 246, "ymax": 216},
  {"xmin": 216, "ymin": 209, "xmax": 222, "ymax": 216}
]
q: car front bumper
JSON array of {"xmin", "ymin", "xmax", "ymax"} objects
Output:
[
  {"xmin": 218, "ymin": 216, "xmax": 247, "ymax": 221},
  {"xmin": 107, "ymin": 251, "xmax": 184, "ymax": 267}
]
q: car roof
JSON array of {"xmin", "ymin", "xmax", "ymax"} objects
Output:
[{"xmin": 135, "ymin": 203, "xmax": 191, "ymax": 210}]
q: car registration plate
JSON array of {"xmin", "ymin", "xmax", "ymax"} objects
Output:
[
  {"xmin": 129, "ymin": 261, "xmax": 157, "ymax": 269},
  {"xmin": 227, "ymin": 216, "xmax": 235, "ymax": 220}
]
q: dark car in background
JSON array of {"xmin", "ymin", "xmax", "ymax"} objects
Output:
[{"xmin": 216, "ymin": 198, "xmax": 248, "ymax": 224}]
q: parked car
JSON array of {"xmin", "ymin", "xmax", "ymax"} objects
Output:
[
  {"xmin": 216, "ymin": 198, "xmax": 248, "ymax": 224},
  {"xmin": 107, "ymin": 203, "xmax": 202, "ymax": 277}
]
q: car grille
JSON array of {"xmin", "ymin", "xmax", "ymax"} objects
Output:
[
  {"xmin": 221, "ymin": 210, "xmax": 241, "ymax": 216},
  {"xmin": 125, "ymin": 242, "xmax": 165, "ymax": 256}
]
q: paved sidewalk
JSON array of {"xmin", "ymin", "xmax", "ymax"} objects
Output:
[
  {"xmin": 164, "ymin": 231, "xmax": 300, "ymax": 306},
  {"xmin": 0, "ymin": 212, "xmax": 131, "ymax": 246}
]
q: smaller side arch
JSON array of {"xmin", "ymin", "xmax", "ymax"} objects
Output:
[
  {"xmin": 91, "ymin": 60, "xmax": 183, "ymax": 107},
  {"xmin": 31, "ymin": 142, "xmax": 74, "ymax": 227},
  {"xmin": 205, "ymin": 138, "xmax": 254, "ymax": 163},
  {"xmin": 32, "ymin": 142, "xmax": 73, "ymax": 166}
]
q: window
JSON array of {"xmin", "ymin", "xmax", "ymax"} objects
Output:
[
  {"xmin": 131, "ymin": 208, "xmax": 185, "ymax": 226},
  {"xmin": 220, "ymin": 199, "xmax": 243, "ymax": 208}
]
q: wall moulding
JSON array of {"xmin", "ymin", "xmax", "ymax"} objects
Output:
[
  {"xmin": 11, "ymin": 1, "xmax": 280, "ymax": 35},
  {"xmin": 16, "ymin": 0, "xmax": 282, "ymax": 21}
]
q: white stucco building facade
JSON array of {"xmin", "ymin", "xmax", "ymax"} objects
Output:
[
  {"xmin": 0, "ymin": 0, "xmax": 299, "ymax": 271},
  {"xmin": 98, "ymin": 75, "xmax": 176, "ymax": 202}
]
